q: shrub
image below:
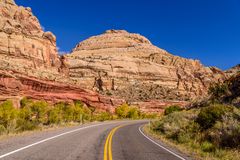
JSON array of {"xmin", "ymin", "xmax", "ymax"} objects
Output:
[
  {"xmin": 74, "ymin": 100, "xmax": 84, "ymax": 108},
  {"xmin": 48, "ymin": 106, "xmax": 63, "ymax": 124},
  {"xmin": 196, "ymin": 104, "xmax": 233, "ymax": 130},
  {"xmin": 62, "ymin": 105, "xmax": 74, "ymax": 122},
  {"xmin": 72, "ymin": 104, "xmax": 84, "ymax": 122},
  {"xmin": 0, "ymin": 124, "xmax": 6, "ymax": 135},
  {"xmin": 30, "ymin": 101, "xmax": 49, "ymax": 124},
  {"xmin": 207, "ymin": 114, "xmax": 240, "ymax": 148},
  {"xmin": 151, "ymin": 110, "xmax": 198, "ymax": 139},
  {"xmin": 208, "ymin": 83, "xmax": 229, "ymax": 102},
  {"xmin": 16, "ymin": 118, "xmax": 37, "ymax": 131},
  {"xmin": 82, "ymin": 106, "xmax": 92, "ymax": 121},
  {"xmin": 115, "ymin": 104, "xmax": 130, "ymax": 119},
  {"xmin": 51, "ymin": 102, "xmax": 73, "ymax": 123},
  {"xmin": 128, "ymin": 107, "xmax": 140, "ymax": 119},
  {"xmin": 164, "ymin": 105, "xmax": 183, "ymax": 115},
  {"xmin": 0, "ymin": 100, "xmax": 18, "ymax": 128},
  {"xmin": 48, "ymin": 101, "xmax": 92, "ymax": 124},
  {"xmin": 95, "ymin": 112, "xmax": 112, "ymax": 121},
  {"xmin": 20, "ymin": 97, "xmax": 33, "ymax": 108},
  {"xmin": 115, "ymin": 104, "xmax": 142, "ymax": 119},
  {"xmin": 150, "ymin": 109, "xmax": 200, "ymax": 145},
  {"xmin": 201, "ymin": 141, "xmax": 216, "ymax": 152},
  {"xmin": 141, "ymin": 113, "xmax": 158, "ymax": 119}
]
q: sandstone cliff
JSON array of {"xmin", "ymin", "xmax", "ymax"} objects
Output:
[
  {"xmin": 0, "ymin": 0, "xmax": 123, "ymax": 112},
  {"xmin": 225, "ymin": 64, "xmax": 240, "ymax": 77},
  {"xmin": 66, "ymin": 30, "xmax": 226, "ymax": 102},
  {"xmin": 0, "ymin": 0, "xmax": 68, "ymax": 80},
  {"xmin": 0, "ymin": 0, "xmax": 229, "ymax": 113}
]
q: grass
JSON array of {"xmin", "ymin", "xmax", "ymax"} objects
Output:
[
  {"xmin": 144, "ymin": 124, "xmax": 240, "ymax": 160},
  {"xmin": 144, "ymin": 107, "xmax": 240, "ymax": 160},
  {"xmin": 0, "ymin": 121, "xmax": 82, "ymax": 141}
]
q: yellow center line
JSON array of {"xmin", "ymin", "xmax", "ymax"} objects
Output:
[{"xmin": 104, "ymin": 125, "xmax": 124, "ymax": 160}]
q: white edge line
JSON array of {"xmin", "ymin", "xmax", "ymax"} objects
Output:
[
  {"xmin": 138, "ymin": 126, "xmax": 186, "ymax": 160},
  {"xmin": 0, "ymin": 123, "xmax": 113, "ymax": 159}
]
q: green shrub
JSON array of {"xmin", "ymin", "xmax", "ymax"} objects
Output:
[
  {"xmin": 0, "ymin": 100, "xmax": 18, "ymax": 128},
  {"xmin": 141, "ymin": 113, "xmax": 158, "ymax": 119},
  {"xmin": 16, "ymin": 118, "xmax": 37, "ymax": 131},
  {"xmin": 201, "ymin": 141, "xmax": 216, "ymax": 152},
  {"xmin": 30, "ymin": 101, "xmax": 49, "ymax": 124},
  {"xmin": 115, "ymin": 104, "xmax": 142, "ymax": 119},
  {"xmin": 128, "ymin": 107, "xmax": 140, "ymax": 119},
  {"xmin": 115, "ymin": 104, "xmax": 130, "ymax": 118},
  {"xmin": 62, "ymin": 105, "xmax": 74, "ymax": 122},
  {"xmin": 95, "ymin": 112, "xmax": 112, "ymax": 121},
  {"xmin": 82, "ymin": 106, "xmax": 92, "ymax": 121},
  {"xmin": 151, "ymin": 110, "xmax": 198, "ymax": 138},
  {"xmin": 207, "ymin": 114, "xmax": 240, "ymax": 148},
  {"xmin": 164, "ymin": 105, "xmax": 183, "ymax": 115},
  {"xmin": 48, "ymin": 101, "xmax": 92, "ymax": 124},
  {"xmin": 196, "ymin": 104, "xmax": 233, "ymax": 130},
  {"xmin": 51, "ymin": 102, "xmax": 73, "ymax": 123},
  {"xmin": 72, "ymin": 105, "xmax": 84, "ymax": 122},
  {"xmin": 0, "ymin": 124, "xmax": 6, "ymax": 135},
  {"xmin": 48, "ymin": 106, "xmax": 63, "ymax": 124},
  {"xmin": 208, "ymin": 83, "xmax": 229, "ymax": 102},
  {"xmin": 20, "ymin": 97, "xmax": 33, "ymax": 108},
  {"xmin": 150, "ymin": 109, "xmax": 200, "ymax": 145}
]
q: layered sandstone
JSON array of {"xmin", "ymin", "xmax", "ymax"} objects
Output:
[
  {"xmin": 0, "ymin": 0, "xmax": 68, "ymax": 81},
  {"xmin": 0, "ymin": 0, "xmax": 121, "ymax": 112},
  {"xmin": 225, "ymin": 64, "xmax": 240, "ymax": 77},
  {"xmin": 67, "ymin": 30, "xmax": 226, "ymax": 102},
  {"xmin": 0, "ymin": 1, "xmax": 228, "ymax": 113},
  {"xmin": 0, "ymin": 69, "xmax": 124, "ymax": 112}
]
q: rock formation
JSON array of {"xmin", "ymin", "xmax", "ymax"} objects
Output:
[
  {"xmin": 0, "ymin": 0, "xmax": 67, "ymax": 80},
  {"xmin": 0, "ymin": 0, "xmax": 122, "ymax": 112},
  {"xmin": 0, "ymin": 1, "xmax": 229, "ymax": 113},
  {"xmin": 0, "ymin": 70, "xmax": 124, "ymax": 112},
  {"xmin": 225, "ymin": 64, "xmax": 240, "ymax": 77},
  {"xmin": 66, "ymin": 30, "xmax": 226, "ymax": 102}
]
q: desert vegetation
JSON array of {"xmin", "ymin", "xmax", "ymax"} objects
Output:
[
  {"xmin": 147, "ymin": 73, "xmax": 240, "ymax": 160},
  {"xmin": 148, "ymin": 104, "xmax": 240, "ymax": 160},
  {"xmin": 0, "ymin": 98, "xmax": 157, "ymax": 136}
]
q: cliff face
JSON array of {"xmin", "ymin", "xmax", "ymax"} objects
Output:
[
  {"xmin": 66, "ymin": 30, "xmax": 225, "ymax": 102},
  {"xmin": 225, "ymin": 64, "xmax": 240, "ymax": 77},
  {"xmin": 0, "ymin": 0, "xmax": 68, "ymax": 80},
  {"xmin": 0, "ymin": 0, "xmax": 122, "ymax": 112},
  {"xmin": 0, "ymin": 1, "xmax": 228, "ymax": 113}
]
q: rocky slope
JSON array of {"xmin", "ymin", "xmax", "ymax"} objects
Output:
[
  {"xmin": 66, "ymin": 30, "xmax": 226, "ymax": 102},
  {"xmin": 0, "ymin": 0, "xmax": 64, "ymax": 78},
  {"xmin": 225, "ymin": 64, "xmax": 240, "ymax": 77},
  {"xmin": 0, "ymin": 0, "xmax": 123, "ymax": 112},
  {"xmin": 0, "ymin": 0, "xmax": 229, "ymax": 113}
]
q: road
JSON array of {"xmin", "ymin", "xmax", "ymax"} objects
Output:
[{"xmin": 0, "ymin": 121, "xmax": 190, "ymax": 160}]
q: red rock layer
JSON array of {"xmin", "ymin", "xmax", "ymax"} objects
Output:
[{"xmin": 0, "ymin": 70, "xmax": 124, "ymax": 112}]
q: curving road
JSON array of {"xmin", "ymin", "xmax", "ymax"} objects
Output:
[{"xmin": 0, "ymin": 121, "xmax": 190, "ymax": 160}]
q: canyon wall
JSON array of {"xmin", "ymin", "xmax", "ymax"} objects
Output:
[
  {"xmin": 0, "ymin": 0, "xmax": 230, "ymax": 113},
  {"xmin": 66, "ymin": 30, "xmax": 226, "ymax": 102}
]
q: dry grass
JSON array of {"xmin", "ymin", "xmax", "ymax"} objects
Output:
[
  {"xmin": 0, "ymin": 122, "xmax": 84, "ymax": 141},
  {"xmin": 143, "ymin": 124, "xmax": 240, "ymax": 160}
]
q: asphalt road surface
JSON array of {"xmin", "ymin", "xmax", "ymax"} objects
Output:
[{"xmin": 0, "ymin": 120, "xmax": 191, "ymax": 160}]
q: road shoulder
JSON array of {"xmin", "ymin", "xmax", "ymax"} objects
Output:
[{"xmin": 141, "ymin": 124, "xmax": 193, "ymax": 160}]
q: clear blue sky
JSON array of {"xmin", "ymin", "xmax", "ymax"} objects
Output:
[{"xmin": 15, "ymin": 0, "xmax": 239, "ymax": 70}]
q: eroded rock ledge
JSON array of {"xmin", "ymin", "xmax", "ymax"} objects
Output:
[
  {"xmin": 67, "ymin": 29, "xmax": 226, "ymax": 102},
  {"xmin": 0, "ymin": 0, "xmax": 229, "ymax": 113}
]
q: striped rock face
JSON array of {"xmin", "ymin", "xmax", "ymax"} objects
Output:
[
  {"xmin": 0, "ymin": 0, "xmax": 121, "ymax": 112},
  {"xmin": 0, "ymin": 1, "xmax": 229, "ymax": 112},
  {"xmin": 0, "ymin": 0, "xmax": 65, "ymax": 80},
  {"xmin": 66, "ymin": 30, "xmax": 226, "ymax": 102}
]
